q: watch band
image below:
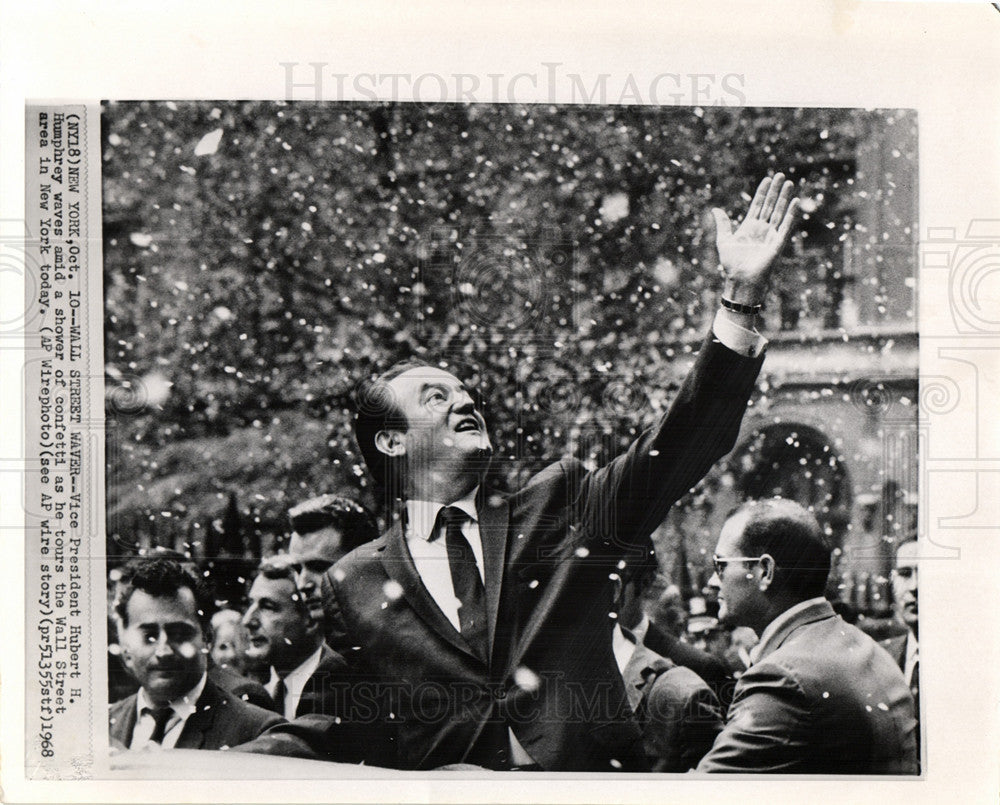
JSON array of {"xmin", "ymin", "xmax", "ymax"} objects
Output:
[{"xmin": 720, "ymin": 296, "xmax": 763, "ymax": 315}]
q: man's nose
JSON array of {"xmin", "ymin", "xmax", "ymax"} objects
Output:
[
  {"xmin": 292, "ymin": 566, "xmax": 313, "ymax": 590},
  {"xmin": 241, "ymin": 606, "xmax": 258, "ymax": 628},
  {"xmin": 153, "ymin": 632, "xmax": 174, "ymax": 658},
  {"xmin": 451, "ymin": 388, "xmax": 477, "ymax": 412},
  {"xmin": 707, "ymin": 571, "xmax": 721, "ymax": 588}
]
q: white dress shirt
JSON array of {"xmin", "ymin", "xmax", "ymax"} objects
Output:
[
  {"xmin": 404, "ymin": 490, "xmax": 484, "ymax": 632},
  {"xmin": 904, "ymin": 631, "xmax": 919, "ymax": 688},
  {"xmin": 268, "ymin": 645, "xmax": 325, "ymax": 720},
  {"xmin": 612, "ymin": 615, "xmax": 651, "ymax": 676},
  {"xmin": 399, "ymin": 314, "xmax": 762, "ymax": 766},
  {"xmin": 404, "ymin": 488, "xmax": 537, "ymax": 765},
  {"xmin": 131, "ymin": 672, "xmax": 207, "ymax": 749},
  {"xmin": 712, "ymin": 308, "xmax": 768, "ymax": 358}
]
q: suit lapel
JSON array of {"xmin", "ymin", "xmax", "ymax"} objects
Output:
[
  {"xmin": 176, "ymin": 681, "xmax": 218, "ymax": 750},
  {"xmin": 620, "ymin": 643, "xmax": 651, "ymax": 712},
  {"xmin": 477, "ymin": 491, "xmax": 510, "ymax": 663},
  {"xmin": 109, "ymin": 696, "xmax": 138, "ymax": 748},
  {"xmin": 379, "ymin": 519, "xmax": 481, "ymax": 661},
  {"xmin": 881, "ymin": 634, "xmax": 907, "ymax": 670},
  {"xmin": 296, "ymin": 643, "xmax": 347, "ymax": 716}
]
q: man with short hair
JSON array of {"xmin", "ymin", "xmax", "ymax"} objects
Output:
[
  {"xmin": 244, "ymin": 173, "xmax": 801, "ymax": 770},
  {"xmin": 242, "ymin": 557, "xmax": 347, "ymax": 720},
  {"xmin": 286, "ymin": 495, "xmax": 379, "ymax": 625},
  {"xmin": 882, "ymin": 537, "xmax": 920, "ymax": 755},
  {"xmin": 883, "ymin": 538, "xmax": 918, "ymax": 683},
  {"xmin": 696, "ymin": 499, "xmax": 918, "ymax": 774},
  {"xmin": 109, "ymin": 557, "xmax": 284, "ymax": 751}
]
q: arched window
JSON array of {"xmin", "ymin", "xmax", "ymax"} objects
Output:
[{"xmin": 728, "ymin": 423, "xmax": 852, "ymax": 546}]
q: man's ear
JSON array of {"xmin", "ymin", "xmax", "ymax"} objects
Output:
[
  {"xmin": 611, "ymin": 574, "xmax": 624, "ymax": 609},
  {"xmin": 115, "ymin": 618, "xmax": 137, "ymax": 672},
  {"xmin": 375, "ymin": 429, "xmax": 406, "ymax": 457},
  {"xmin": 304, "ymin": 612, "xmax": 324, "ymax": 639},
  {"xmin": 758, "ymin": 553, "xmax": 776, "ymax": 591}
]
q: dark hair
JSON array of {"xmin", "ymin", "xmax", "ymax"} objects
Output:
[
  {"xmin": 887, "ymin": 534, "xmax": 919, "ymax": 606},
  {"xmin": 254, "ymin": 556, "xmax": 310, "ymax": 617},
  {"xmin": 288, "ymin": 494, "xmax": 379, "ymax": 554},
  {"xmin": 353, "ymin": 359, "xmax": 433, "ymax": 499},
  {"xmin": 256, "ymin": 555, "xmax": 298, "ymax": 581},
  {"xmin": 733, "ymin": 498, "xmax": 833, "ymax": 601},
  {"xmin": 114, "ymin": 557, "xmax": 214, "ymax": 635}
]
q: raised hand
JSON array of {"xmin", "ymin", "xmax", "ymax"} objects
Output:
[{"xmin": 711, "ymin": 173, "xmax": 800, "ymax": 305}]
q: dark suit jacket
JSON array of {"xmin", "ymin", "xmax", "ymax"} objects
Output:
[
  {"xmin": 880, "ymin": 631, "xmax": 920, "ymax": 764},
  {"xmin": 621, "ymin": 640, "xmax": 723, "ymax": 772},
  {"xmin": 291, "ymin": 644, "xmax": 350, "ymax": 718},
  {"xmin": 245, "ymin": 335, "xmax": 763, "ymax": 771},
  {"xmin": 209, "ymin": 666, "xmax": 275, "ymax": 712},
  {"xmin": 109, "ymin": 677, "xmax": 286, "ymax": 751},
  {"xmin": 697, "ymin": 599, "xmax": 918, "ymax": 774},
  {"xmin": 643, "ymin": 620, "xmax": 735, "ymax": 711},
  {"xmin": 879, "ymin": 633, "xmax": 907, "ymax": 671}
]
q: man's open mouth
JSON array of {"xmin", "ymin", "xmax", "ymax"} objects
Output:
[{"xmin": 454, "ymin": 417, "xmax": 480, "ymax": 433}]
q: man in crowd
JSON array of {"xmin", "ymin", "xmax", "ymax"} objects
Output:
[
  {"xmin": 240, "ymin": 173, "xmax": 802, "ymax": 770},
  {"xmin": 687, "ymin": 617, "xmax": 747, "ymax": 677},
  {"xmin": 612, "ymin": 556, "xmax": 723, "ymax": 771},
  {"xmin": 696, "ymin": 499, "xmax": 918, "ymax": 773},
  {"xmin": 109, "ymin": 557, "xmax": 284, "ymax": 750},
  {"xmin": 643, "ymin": 594, "xmax": 735, "ymax": 712},
  {"xmin": 882, "ymin": 537, "xmax": 920, "ymax": 755},
  {"xmin": 208, "ymin": 608, "xmax": 275, "ymax": 710},
  {"xmin": 286, "ymin": 494, "xmax": 379, "ymax": 626},
  {"xmin": 687, "ymin": 616, "xmax": 728, "ymax": 661},
  {"xmin": 242, "ymin": 557, "xmax": 347, "ymax": 720}
]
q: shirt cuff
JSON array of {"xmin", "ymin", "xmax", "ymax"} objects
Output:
[{"xmin": 712, "ymin": 308, "xmax": 768, "ymax": 358}]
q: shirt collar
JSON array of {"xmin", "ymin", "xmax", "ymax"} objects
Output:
[
  {"xmin": 272, "ymin": 644, "xmax": 324, "ymax": 689},
  {"xmin": 622, "ymin": 613, "xmax": 650, "ymax": 645},
  {"xmin": 405, "ymin": 487, "xmax": 479, "ymax": 541},
  {"xmin": 136, "ymin": 671, "xmax": 207, "ymax": 719},
  {"xmin": 749, "ymin": 597, "xmax": 829, "ymax": 665}
]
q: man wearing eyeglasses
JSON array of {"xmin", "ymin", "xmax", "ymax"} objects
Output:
[
  {"xmin": 696, "ymin": 499, "xmax": 918, "ymax": 774},
  {"xmin": 238, "ymin": 174, "xmax": 802, "ymax": 771}
]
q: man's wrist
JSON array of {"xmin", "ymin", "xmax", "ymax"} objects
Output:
[
  {"xmin": 716, "ymin": 305, "xmax": 757, "ymax": 331},
  {"xmin": 722, "ymin": 275, "xmax": 768, "ymax": 306},
  {"xmin": 720, "ymin": 296, "xmax": 763, "ymax": 316}
]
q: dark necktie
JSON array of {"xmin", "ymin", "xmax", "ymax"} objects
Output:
[
  {"xmin": 272, "ymin": 676, "xmax": 287, "ymax": 717},
  {"xmin": 436, "ymin": 506, "xmax": 488, "ymax": 662},
  {"xmin": 143, "ymin": 706, "xmax": 174, "ymax": 745}
]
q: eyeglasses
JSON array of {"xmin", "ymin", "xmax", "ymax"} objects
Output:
[{"xmin": 712, "ymin": 554, "xmax": 764, "ymax": 576}]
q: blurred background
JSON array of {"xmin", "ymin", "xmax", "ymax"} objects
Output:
[{"xmin": 102, "ymin": 102, "xmax": 917, "ymax": 619}]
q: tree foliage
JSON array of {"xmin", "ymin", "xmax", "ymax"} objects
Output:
[{"xmin": 102, "ymin": 102, "xmax": 916, "ymax": 558}]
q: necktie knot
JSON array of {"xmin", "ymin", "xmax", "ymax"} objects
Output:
[
  {"xmin": 436, "ymin": 505, "xmax": 467, "ymax": 535},
  {"xmin": 142, "ymin": 705, "xmax": 174, "ymax": 744}
]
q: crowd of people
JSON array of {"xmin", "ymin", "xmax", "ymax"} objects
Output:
[{"xmin": 107, "ymin": 173, "xmax": 920, "ymax": 773}]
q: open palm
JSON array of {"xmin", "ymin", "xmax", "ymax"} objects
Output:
[{"xmin": 712, "ymin": 173, "xmax": 800, "ymax": 298}]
